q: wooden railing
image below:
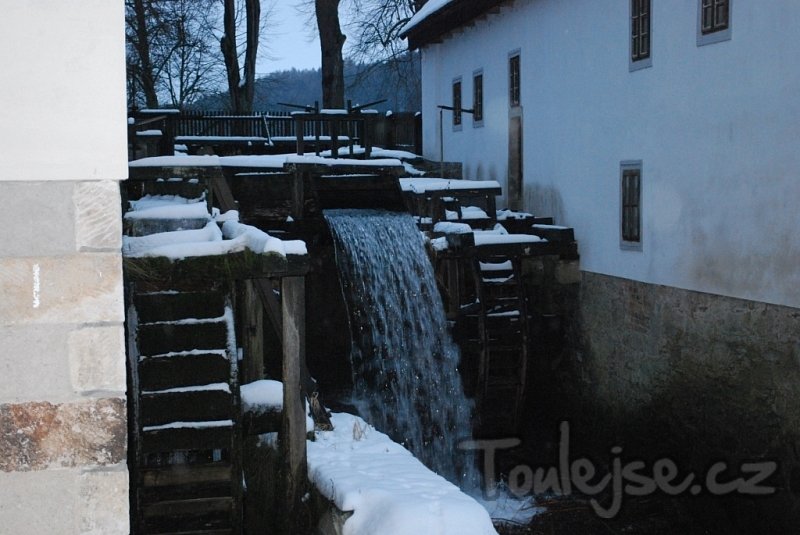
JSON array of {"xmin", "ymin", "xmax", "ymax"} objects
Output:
[{"xmin": 129, "ymin": 109, "xmax": 422, "ymax": 156}]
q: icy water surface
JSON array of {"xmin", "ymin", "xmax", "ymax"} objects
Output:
[{"xmin": 325, "ymin": 209, "xmax": 479, "ymax": 487}]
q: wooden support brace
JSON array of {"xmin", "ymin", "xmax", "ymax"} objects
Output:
[
  {"xmin": 210, "ymin": 174, "xmax": 237, "ymax": 213},
  {"xmin": 254, "ymin": 278, "xmax": 283, "ymax": 344}
]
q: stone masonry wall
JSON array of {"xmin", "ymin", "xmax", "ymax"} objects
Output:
[
  {"xmin": 0, "ymin": 181, "xmax": 129, "ymax": 534},
  {"xmin": 561, "ymin": 271, "xmax": 800, "ymax": 531}
]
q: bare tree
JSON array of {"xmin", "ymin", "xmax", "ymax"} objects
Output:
[
  {"xmin": 126, "ymin": 0, "xmax": 163, "ymax": 107},
  {"xmin": 315, "ymin": 0, "xmax": 346, "ymax": 109},
  {"xmin": 159, "ymin": 0, "xmax": 223, "ymax": 107},
  {"xmin": 345, "ymin": 0, "xmax": 423, "ymax": 64},
  {"xmin": 220, "ymin": 0, "xmax": 261, "ymax": 113}
]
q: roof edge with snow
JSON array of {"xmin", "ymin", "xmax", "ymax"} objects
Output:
[{"xmin": 401, "ymin": 0, "xmax": 507, "ymax": 50}]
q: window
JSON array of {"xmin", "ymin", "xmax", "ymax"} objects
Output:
[
  {"xmin": 697, "ymin": 0, "xmax": 731, "ymax": 46},
  {"xmin": 473, "ymin": 70, "xmax": 484, "ymax": 126},
  {"xmin": 509, "ymin": 53, "xmax": 520, "ymax": 107},
  {"xmin": 630, "ymin": 0, "xmax": 652, "ymax": 71},
  {"xmin": 452, "ymin": 78, "xmax": 462, "ymax": 128},
  {"xmin": 621, "ymin": 161, "xmax": 642, "ymax": 249},
  {"xmin": 701, "ymin": 0, "xmax": 729, "ymax": 34}
]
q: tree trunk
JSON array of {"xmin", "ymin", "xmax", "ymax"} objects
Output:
[
  {"xmin": 315, "ymin": 0, "xmax": 345, "ymax": 109},
  {"xmin": 132, "ymin": 0, "xmax": 159, "ymax": 108},
  {"xmin": 221, "ymin": 0, "xmax": 260, "ymax": 114},
  {"xmin": 242, "ymin": 0, "xmax": 260, "ymax": 114},
  {"xmin": 220, "ymin": 0, "xmax": 242, "ymax": 113}
]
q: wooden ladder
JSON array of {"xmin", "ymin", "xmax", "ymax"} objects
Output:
[{"xmin": 129, "ymin": 285, "xmax": 243, "ymax": 535}]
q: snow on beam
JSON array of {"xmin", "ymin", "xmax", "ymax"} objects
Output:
[{"xmin": 308, "ymin": 412, "xmax": 498, "ymax": 535}]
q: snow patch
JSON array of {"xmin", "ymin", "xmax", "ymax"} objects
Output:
[{"xmin": 307, "ymin": 412, "xmax": 497, "ymax": 535}]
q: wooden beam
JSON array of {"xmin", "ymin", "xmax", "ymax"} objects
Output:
[{"xmin": 281, "ymin": 276, "xmax": 308, "ymax": 517}]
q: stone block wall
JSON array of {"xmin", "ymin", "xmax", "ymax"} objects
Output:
[
  {"xmin": 558, "ymin": 271, "xmax": 800, "ymax": 531},
  {"xmin": 0, "ymin": 181, "xmax": 128, "ymax": 534}
]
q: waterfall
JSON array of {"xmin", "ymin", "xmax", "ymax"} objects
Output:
[{"xmin": 325, "ymin": 209, "xmax": 479, "ymax": 488}]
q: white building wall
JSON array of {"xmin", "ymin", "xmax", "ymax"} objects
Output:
[
  {"xmin": 420, "ymin": 0, "xmax": 800, "ymax": 309},
  {"xmin": 0, "ymin": 0, "xmax": 128, "ymax": 182}
]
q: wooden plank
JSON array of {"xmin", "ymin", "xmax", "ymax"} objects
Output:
[
  {"xmin": 140, "ymin": 480, "xmax": 232, "ymax": 502},
  {"xmin": 141, "ymin": 462, "xmax": 233, "ymax": 487},
  {"xmin": 241, "ymin": 408, "xmax": 282, "ymax": 435},
  {"xmin": 134, "ymin": 291, "xmax": 226, "ymax": 323},
  {"xmin": 281, "ymin": 276, "xmax": 308, "ymax": 515},
  {"xmin": 285, "ymin": 162, "xmax": 406, "ymax": 177},
  {"xmin": 140, "ymin": 390, "xmax": 233, "ymax": 427},
  {"xmin": 140, "ymin": 426, "xmax": 233, "ymax": 453},
  {"xmin": 142, "ymin": 496, "xmax": 233, "ymax": 519},
  {"xmin": 139, "ymin": 353, "xmax": 231, "ymax": 392},
  {"xmin": 140, "ymin": 509, "xmax": 232, "ymax": 533},
  {"xmin": 124, "ymin": 249, "xmax": 310, "ymax": 284},
  {"xmin": 136, "ymin": 322, "xmax": 228, "ymax": 356}
]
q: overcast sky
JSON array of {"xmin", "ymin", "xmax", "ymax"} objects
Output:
[{"xmin": 259, "ymin": 1, "xmax": 321, "ymax": 74}]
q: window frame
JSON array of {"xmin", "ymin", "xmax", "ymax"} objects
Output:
[
  {"xmin": 472, "ymin": 69, "xmax": 484, "ymax": 127},
  {"xmin": 630, "ymin": 0, "xmax": 652, "ymax": 72},
  {"xmin": 508, "ymin": 51, "xmax": 521, "ymax": 108},
  {"xmin": 452, "ymin": 76, "xmax": 463, "ymax": 131},
  {"xmin": 697, "ymin": 0, "xmax": 732, "ymax": 46},
  {"xmin": 620, "ymin": 160, "xmax": 643, "ymax": 251}
]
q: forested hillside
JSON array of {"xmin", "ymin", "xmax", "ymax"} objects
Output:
[{"xmin": 193, "ymin": 56, "xmax": 420, "ymax": 113}]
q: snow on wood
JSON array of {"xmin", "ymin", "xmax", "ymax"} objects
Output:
[
  {"xmin": 125, "ymin": 194, "xmax": 210, "ymax": 220},
  {"xmin": 140, "ymin": 314, "xmax": 227, "ymax": 327},
  {"xmin": 474, "ymin": 234, "xmax": 544, "ymax": 246},
  {"xmin": 241, "ymin": 379, "xmax": 284, "ymax": 412},
  {"xmin": 307, "ymin": 412, "xmax": 498, "ymax": 535},
  {"xmin": 142, "ymin": 419, "xmax": 233, "ymax": 432},
  {"xmin": 219, "ymin": 155, "xmax": 289, "ymax": 169},
  {"xmin": 141, "ymin": 349, "xmax": 228, "ymax": 361},
  {"xmin": 497, "ymin": 209, "xmax": 533, "ymax": 220},
  {"xmin": 285, "ymin": 154, "xmax": 402, "ymax": 168},
  {"xmin": 142, "ymin": 382, "xmax": 231, "ymax": 395},
  {"xmin": 371, "ymin": 148, "xmax": 420, "ymax": 160},
  {"xmin": 129, "ymin": 155, "xmax": 221, "ymax": 167},
  {"xmin": 433, "ymin": 222, "xmax": 473, "ymax": 234},
  {"xmin": 399, "ymin": 177, "xmax": 501, "ymax": 193},
  {"xmin": 533, "ymin": 223, "xmax": 569, "ymax": 230},
  {"xmin": 123, "ymin": 223, "xmax": 221, "ymax": 256},
  {"xmin": 448, "ymin": 206, "xmax": 489, "ymax": 220},
  {"xmin": 123, "ymin": 219, "xmax": 307, "ymax": 260}
]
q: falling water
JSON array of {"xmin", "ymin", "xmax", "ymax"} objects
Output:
[{"xmin": 325, "ymin": 209, "xmax": 480, "ymax": 488}]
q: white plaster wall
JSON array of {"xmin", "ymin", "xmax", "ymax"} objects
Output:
[
  {"xmin": 0, "ymin": 1, "xmax": 128, "ymax": 182},
  {"xmin": 420, "ymin": 0, "xmax": 800, "ymax": 309}
]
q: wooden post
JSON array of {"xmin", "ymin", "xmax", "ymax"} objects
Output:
[
  {"xmin": 296, "ymin": 116, "xmax": 305, "ymax": 155},
  {"xmin": 281, "ymin": 276, "xmax": 307, "ymax": 526},
  {"xmin": 291, "ymin": 169, "xmax": 305, "ymax": 221},
  {"xmin": 241, "ymin": 279, "xmax": 264, "ymax": 384},
  {"xmin": 330, "ymin": 118, "xmax": 340, "ymax": 159}
]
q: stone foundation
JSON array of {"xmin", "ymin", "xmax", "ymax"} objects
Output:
[
  {"xmin": 0, "ymin": 180, "xmax": 128, "ymax": 533},
  {"xmin": 549, "ymin": 271, "xmax": 800, "ymax": 531}
]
